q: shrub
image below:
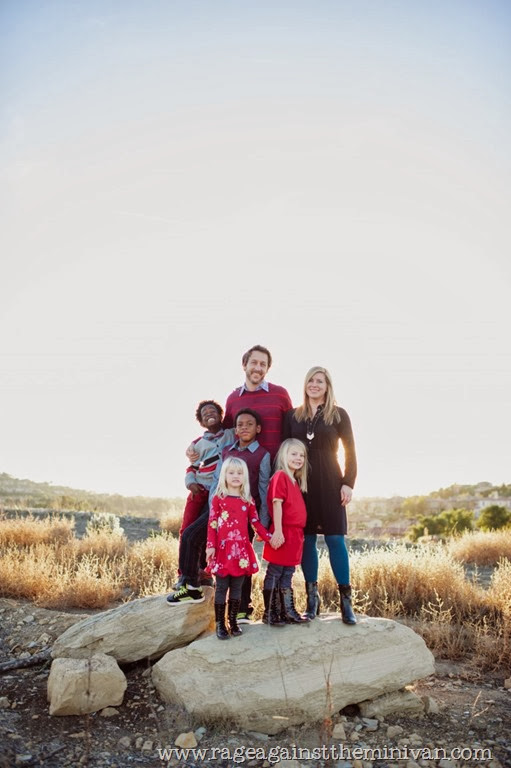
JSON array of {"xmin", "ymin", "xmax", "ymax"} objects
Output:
[
  {"xmin": 447, "ymin": 529, "xmax": 511, "ymax": 566},
  {"xmin": 159, "ymin": 508, "xmax": 183, "ymax": 537},
  {"xmin": 476, "ymin": 504, "xmax": 511, "ymax": 532},
  {"xmin": 0, "ymin": 513, "xmax": 74, "ymax": 548},
  {"xmin": 408, "ymin": 508, "xmax": 474, "ymax": 541},
  {"xmin": 85, "ymin": 511, "xmax": 124, "ymax": 536}
]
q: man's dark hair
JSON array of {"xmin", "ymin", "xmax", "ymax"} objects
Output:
[
  {"xmin": 234, "ymin": 408, "xmax": 262, "ymax": 427},
  {"xmin": 241, "ymin": 344, "xmax": 272, "ymax": 369},
  {"xmin": 195, "ymin": 400, "xmax": 223, "ymax": 424}
]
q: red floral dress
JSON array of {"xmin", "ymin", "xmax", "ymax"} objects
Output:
[
  {"xmin": 262, "ymin": 471, "xmax": 307, "ymax": 566},
  {"xmin": 206, "ymin": 495, "xmax": 273, "ymax": 578}
]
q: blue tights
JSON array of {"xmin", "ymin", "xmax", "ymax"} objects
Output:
[{"xmin": 301, "ymin": 534, "xmax": 350, "ymax": 585}]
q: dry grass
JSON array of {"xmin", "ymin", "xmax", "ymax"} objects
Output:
[
  {"xmin": 73, "ymin": 530, "xmax": 129, "ymax": 560},
  {"xmin": 0, "ymin": 512, "xmax": 74, "ymax": 547},
  {"xmin": 0, "ymin": 517, "xmax": 179, "ymax": 609},
  {"xmin": 1, "ymin": 515, "xmax": 509, "ymax": 670},
  {"xmin": 126, "ymin": 533, "xmax": 179, "ymax": 596},
  {"xmin": 159, "ymin": 508, "xmax": 183, "ymax": 537},
  {"xmin": 446, "ymin": 528, "xmax": 511, "ymax": 566}
]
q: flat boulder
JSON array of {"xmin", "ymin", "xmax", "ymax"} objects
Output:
[
  {"xmin": 52, "ymin": 589, "xmax": 214, "ymax": 664},
  {"xmin": 152, "ymin": 615, "xmax": 435, "ymax": 734}
]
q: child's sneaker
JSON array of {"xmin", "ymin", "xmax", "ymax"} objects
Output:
[
  {"xmin": 236, "ymin": 611, "xmax": 251, "ymax": 625},
  {"xmin": 172, "ymin": 575, "xmax": 186, "ymax": 590},
  {"xmin": 166, "ymin": 584, "xmax": 205, "ymax": 604}
]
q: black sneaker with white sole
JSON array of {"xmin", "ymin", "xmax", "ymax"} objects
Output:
[{"xmin": 166, "ymin": 584, "xmax": 205, "ymax": 604}]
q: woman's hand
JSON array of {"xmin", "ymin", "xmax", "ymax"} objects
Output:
[
  {"xmin": 341, "ymin": 485, "xmax": 353, "ymax": 505},
  {"xmin": 205, "ymin": 547, "xmax": 215, "ymax": 562},
  {"xmin": 270, "ymin": 531, "xmax": 285, "ymax": 549}
]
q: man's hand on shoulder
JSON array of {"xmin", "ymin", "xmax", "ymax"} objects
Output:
[{"xmin": 186, "ymin": 443, "xmax": 200, "ymax": 462}]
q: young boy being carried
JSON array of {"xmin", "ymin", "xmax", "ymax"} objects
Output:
[{"xmin": 174, "ymin": 400, "xmax": 235, "ymax": 590}]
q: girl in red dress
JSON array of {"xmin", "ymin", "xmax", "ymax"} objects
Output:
[
  {"xmin": 206, "ymin": 457, "xmax": 274, "ymax": 639},
  {"xmin": 262, "ymin": 438, "xmax": 309, "ymax": 626}
]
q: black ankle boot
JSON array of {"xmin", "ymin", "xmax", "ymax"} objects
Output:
[
  {"xmin": 280, "ymin": 588, "xmax": 309, "ymax": 624},
  {"xmin": 338, "ymin": 584, "xmax": 357, "ymax": 625},
  {"xmin": 214, "ymin": 603, "xmax": 230, "ymax": 639},
  {"xmin": 303, "ymin": 581, "xmax": 320, "ymax": 620},
  {"xmin": 228, "ymin": 599, "xmax": 243, "ymax": 637},
  {"xmin": 262, "ymin": 588, "xmax": 285, "ymax": 626}
]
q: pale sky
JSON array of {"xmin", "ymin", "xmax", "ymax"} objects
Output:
[{"xmin": 1, "ymin": 1, "xmax": 510, "ymax": 501}]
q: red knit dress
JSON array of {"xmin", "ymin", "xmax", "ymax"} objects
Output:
[
  {"xmin": 206, "ymin": 495, "xmax": 273, "ymax": 578},
  {"xmin": 262, "ymin": 471, "xmax": 307, "ymax": 567}
]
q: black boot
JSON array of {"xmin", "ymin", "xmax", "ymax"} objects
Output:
[
  {"xmin": 228, "ymin": 599, "xmax": 243, "ymax": 637},
  {"xmin": 214, "ymin": 603, "xmax": 230, "ymax": 639},
  {"xmin": 338, "ymin": 584, "xmax": 357, "ymax": 625},
  {"xmin": 262, "ymin": 588, "xmax": 285, "ymax": 627},
  {"xmin": 303, "ymin": 581, "xmax": 320, "ymax": 620},
  {"xmin": 280, "ymin": 588, "xmax": 309, "ymax": 624}
]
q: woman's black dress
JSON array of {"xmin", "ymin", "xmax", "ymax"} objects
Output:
[{"xmin": 283, "ymin": 406, "xmax": 357, "ymax": 536}]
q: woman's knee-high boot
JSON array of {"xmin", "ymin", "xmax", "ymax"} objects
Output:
[
  {"xmin": 338, "ymin": 584, "xmax": 356, "ymax": 625},
  {"xmin": 303, "ymin": 581, "xmax": 320, "ymax": 620},
  {"xmin": 215, "ymin": 603, "xmax": 230, "ymax": 639}
]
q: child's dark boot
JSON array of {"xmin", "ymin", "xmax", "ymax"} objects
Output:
[
  {"xmin": 214, "ymin": 603, "xmax": 230, "ymax": 639},
  {"xmin": 227, "ymin": 599, "xmax": 243, "ymax": 636},
  {"xmin": 280, "ymin": 588, "xmax": 309, "ymax": 624},
  {"xmin": 262, "ymin": 588, "xmax": 285, "ymax": 627}
]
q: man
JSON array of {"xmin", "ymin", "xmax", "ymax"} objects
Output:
[
  {"xmin": 187, "ymin": 345, "xmax": 292, "ymax": 465},
  {"xmin": 222, "ymin": 345, "xmax": 292, "ymax": 462}
]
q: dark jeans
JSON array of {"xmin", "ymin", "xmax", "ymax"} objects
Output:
[{"xmin": 178, "ymin": 502, "xmax": 209, "ymax": 585}]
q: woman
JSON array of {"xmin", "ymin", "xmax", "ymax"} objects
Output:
[{"xmin": 283, "ymin": 366, "xmax": 357, "ymax": 624}]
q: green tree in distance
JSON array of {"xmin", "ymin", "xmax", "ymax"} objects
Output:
[
  {"xmin": 476, "ymin": 505, "xmax": 511, "ymax": 531},
  {"xmin": 408, "ymin": 508, "xmax": 474, "ymax": 541}
]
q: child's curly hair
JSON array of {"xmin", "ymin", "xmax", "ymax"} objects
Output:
[{"xmin": 195, "ymin": 400, "xmax": 224, "ymax": 424}]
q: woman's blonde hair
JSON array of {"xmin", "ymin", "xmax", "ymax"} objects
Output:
[
  {"xmin": 214, "ymin": 457, "xmax": 253, "ymax": 502},
  {"xmin": 274, "ymin": 439, "xmax": 308, "ymax": 492},
  {"xmin": 294, "ymin": 366, "xmax": 341, "ymax": 426}
]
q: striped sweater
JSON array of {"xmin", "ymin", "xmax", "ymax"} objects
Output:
[
  {"xmin": 185, "ymin": 428, "xmax": 235, "ymax": 490},
  {"xmin": 223, "ymin": 383, "xmax": 292, "ymax": 462}
]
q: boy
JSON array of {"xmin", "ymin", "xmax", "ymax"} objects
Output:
[{"xmin": 174, "ymin": 400, "xmax": 235, "ymax": 589}]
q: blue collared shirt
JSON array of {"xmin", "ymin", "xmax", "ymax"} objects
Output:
[{"xmin": 238, "ymin": 380, "xmax": 269, "ymax": 395}]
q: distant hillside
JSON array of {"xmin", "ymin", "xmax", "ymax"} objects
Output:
[
  {"xmin": 350, "ymin": 481, "xmax": 511, "ymax": 537},
  {"xmin": 0, "ymin": 472, "xmax": 183, "ymax": 519},
  {"xmin": 1, "ymin": 472, "xmax": 509, "ymax": 530}
]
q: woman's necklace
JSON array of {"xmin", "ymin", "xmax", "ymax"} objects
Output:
[{"xmin": 306, "ymin": 404, "xmax": 323, "ymax": 442}]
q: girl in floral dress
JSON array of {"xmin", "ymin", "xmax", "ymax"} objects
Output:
[{"xmin": 206, "ymin": 457, "xmax": 275, "ymax": 639}]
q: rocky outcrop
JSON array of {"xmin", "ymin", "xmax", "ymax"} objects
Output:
[
  {"xmin": 152, "ymin": 615, "xmax": 435, "ymax": 734},
  {"xmin": 52, "ymin": 589, "xmax": 214, "ymax": 664},
  {"xmin": 359, "ymin": 688, "xmax": 426, "ymax": 717},
  {"xmin": 47, "ymin": 653, "xmax": 127, "ymax": 716}
]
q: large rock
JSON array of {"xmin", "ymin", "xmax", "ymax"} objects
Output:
[
  {"xmin": 152, "ymin": 615, "xmax": 435, "ymax": 734},
  {"xmin": 48, "ymin": 653, "xmax": 127, "ymax": 715},
  {"xmin": 359, "ymin": 688, "xmax": 425, "ymax": 718},
  {"xmin": 52, "ymin": 589, "xmax": 214, "ymax": 664}
]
